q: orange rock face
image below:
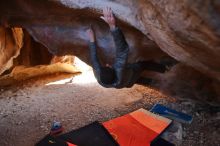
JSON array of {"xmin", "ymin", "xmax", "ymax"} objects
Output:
[{"xmin": 0, "ymin": 27, "xmax": 23, "ymax": 75}]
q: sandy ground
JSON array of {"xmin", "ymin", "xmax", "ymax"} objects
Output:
[{"xmin": 0, "ymin": 71, "xmax": 219, "ymax": 146}]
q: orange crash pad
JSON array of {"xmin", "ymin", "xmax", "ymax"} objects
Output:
[{"xmin": 103, "ymin": 108, "xmax": 172, "ymax": 146}]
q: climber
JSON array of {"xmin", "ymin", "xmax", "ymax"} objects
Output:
[{"xmin": 86, "ymin": 7, "xmax": 168, "ymax": 88}]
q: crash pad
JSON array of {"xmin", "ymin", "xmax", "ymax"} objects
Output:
[
  {"xmin": 59, "ymin": 121, "xmax": 119, "ymax": 146},
  {"xmin": 35, "ymin": 135, "xmax": 76, "ymax": 146},
  {"xmin": 103, "ymin": 108, "xmax": 172, "ymax": 146}
]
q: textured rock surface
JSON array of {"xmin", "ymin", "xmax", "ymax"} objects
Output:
[
  {"xmin": 14, "ymin": 30, "xmax": 53, "ymax": 67},
  {"xmin": 0, "ymin": 63, "xmax": 80, "ymax": 87},
  {"xmin": 0, "ymin": 27, "xmax": 23, "ymax": 75},
  {"xmin": 0, "ymin": 0, "xmax": 220, "ymax": 81},
  {"xmin": 0, "ymin": 0, "xmax": 169, "ymax": 75}
]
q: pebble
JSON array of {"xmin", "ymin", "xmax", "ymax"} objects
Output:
[
  {"xmin": 16, "ymin": 121, "xmax": 22, "ymax": 125},
  {"xmin": 3, "ymin": 114, "xmax": 8, "ymax": 118}
]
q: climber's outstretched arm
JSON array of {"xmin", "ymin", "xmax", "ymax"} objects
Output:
[{"xmin": 86, "ymin": 27, "xmax": 102, "ymax": 83}]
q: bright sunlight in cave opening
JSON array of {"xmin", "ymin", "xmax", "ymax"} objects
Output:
[{"xmin": 46, "ymin": 57, "xmax": 97, "ymax": 85}]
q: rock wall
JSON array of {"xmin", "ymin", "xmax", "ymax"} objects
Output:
[
  {"xmin": 14, "ymin": 30, "xmax": 53, "ymax": 67},
  {"xmin": 0, "ymin": 0, "xmax": 219, "ymax": 82},
  {"xmin": 0, "ymin": 27, "xmax": 23, "ymax": 75},
  {"xmin": 0, "ymin": 0, "xmax": 169, "ymax": 74}
]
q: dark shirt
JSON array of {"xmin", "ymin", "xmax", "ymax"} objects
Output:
[{"xmin": 89, "ymin": 27, "xmax": 135, "ymax": 88}]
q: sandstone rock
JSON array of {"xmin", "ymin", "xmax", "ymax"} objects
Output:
[
  {"xmin": 0, "ymin": 0, "xmax": 168, "ymax": 73},
  {"xmin": 15, "ymin": 30, "xmax": 53, "ymax": 67},
  {"xmin": 0, "ymin": 63, "xmax": 80, "ymax": 87},
  {"xmin": 0, "ymin": 0, "xmax": 219, "ymax": 82},
  {"xmin": 0, "ymin": 27, "xmax": 23, "ymax": 75}
]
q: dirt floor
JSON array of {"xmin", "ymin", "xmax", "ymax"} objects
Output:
[{"xmin": 0, "ymin": 70, "xmax": 220, "ymax": 146}]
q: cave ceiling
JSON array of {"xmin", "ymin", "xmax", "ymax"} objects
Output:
[{"xmin": 0, "ymin": 0, "xmax": 219, "ymax": 81}]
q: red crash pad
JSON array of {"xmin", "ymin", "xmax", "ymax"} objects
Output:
[{"xmin": 103, "ymin": 108, "xmax": 172, "ymax": 146}]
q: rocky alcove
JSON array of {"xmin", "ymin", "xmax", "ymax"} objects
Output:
[{"xmin": 0, "ymin": 1, "xmax": 219, "ymax": 146}]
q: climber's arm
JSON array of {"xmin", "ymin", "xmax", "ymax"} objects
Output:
[
  {"xmin": 87, "ymin": 28, "xmax": 102, "ymax": 83},
  {"xmin": 111, "ymin": 27, "xmax": 129, "ymax": 87}
]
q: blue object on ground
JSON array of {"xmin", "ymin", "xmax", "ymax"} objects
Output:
[
  {"xmin": 50, "ymin": 121, "xmax": 63, "ymax": 135},
  {"xmin": 150, "ymin": 104, "xmax": 193, "ymax": 124},
  {"xmin": 51, "ymin": 121, "xmax": 62, "ymax": 131}
]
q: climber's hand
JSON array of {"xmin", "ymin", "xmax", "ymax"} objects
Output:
[
  {"xmin": 100, "ymin": 7, "xmax": 116, "ymax": 30},
  {"xmin": 86, "ymin": 25, "xmax": 95, "ymax": 42}
]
